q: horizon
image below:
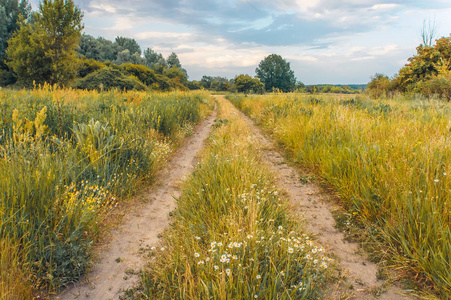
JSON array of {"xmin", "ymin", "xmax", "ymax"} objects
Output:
[{"xmin": 28, "ymin": 0, "xmax": 451, "ymax": 84}]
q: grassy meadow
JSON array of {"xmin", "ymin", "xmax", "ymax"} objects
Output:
[
  {"xmin": 125, "ymin": 97, "xmax": 332, "ymax": 299},
  {"xmin": 229, "ymin": 93, "xmax": 451, "ymax": 298},
  {"xmin": 0, "ymin": 86, "xmax": 209, "ymax": 298}
]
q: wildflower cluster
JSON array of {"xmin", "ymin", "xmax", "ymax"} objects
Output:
[{"xmin": 62, "ymin": 182, "xmax": 119, "ymax": 213}]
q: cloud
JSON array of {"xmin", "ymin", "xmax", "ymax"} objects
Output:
[{"xmin": 28, "ymin": 0, "xmax": 451, "ymax": 83}]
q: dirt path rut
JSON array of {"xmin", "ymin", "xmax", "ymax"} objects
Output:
[
  {"xmin": 58, "ymin": 108, "xmax": 216, "ymax": 300},
  {"xmin": 220, "ymin": 96, "xmax": 414, "ymax": 300}
]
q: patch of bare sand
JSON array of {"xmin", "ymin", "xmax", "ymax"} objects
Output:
[
  {"xmin": 56, "ymin": 108, "xmax": 216, "ymax": 300},
  {"xmin": 221, "ymin": 95, "xmax": 415, "ymax": 300}
]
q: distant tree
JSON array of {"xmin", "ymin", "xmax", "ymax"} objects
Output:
[
  {"xmin": 233, "ymin": 74, "xmax": 264, "ymax": 94},
  {"xmin": 167, "ymin": 52, "xmax": 181, "ymax": 68},
  {"xmin": 187, "ymin": 80, "xmax": 202, "ymax": 90},
  {"xmin": 143, "ymin": 48, "xmax": 166, "ymax": 72},
  {"xmin": 164, "ymin": 66, "xmax": 188, "ymax": 85},
  {"xmin": 115, "ymin": 36, "xmax": 141, "ymax": 55},
  {"xmin": 210, "ymin": 77, "xmax": 229, "ymax": 91},
  {"xmin": 295, "ymin": 81, "xmax": 305, "ymax": 91},
  {"xmin": 367, "ymin": 73, "xmax": 390, "ymax": 98},
  {"xmin": 114, "ymin": 49, "xmax": 145, "ymax": 65},
  {"xmin": 77, "ymin": 34, "xmax": 101, "ymax": 60},
  {"xmin": 200, "ymin": 75, "xmax": 213, "ymax": 89},
  {"xmin": 166, "ymin": 52, "xmax": 188, "ymax": 78},
  {"xmin": 7, "ymin": 0, "xmax": 83, "ymax": 85},
  {"xmin": 255, "ymin": 54, "xmax": 296, "ymax": 92},
  {"xmin": 0, "ymin": 0, "xmax": 31, "ymax": 85},
  {"xmin": 96, "ymin": 37, "xmax": 121, "ymax": 61}
]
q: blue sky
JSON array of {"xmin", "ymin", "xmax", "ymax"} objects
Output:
[{"xmin": 31, "ymin": 0, "xmax": 451, "ymax": 84}]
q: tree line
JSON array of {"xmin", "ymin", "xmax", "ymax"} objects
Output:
[
  {"xmin": 367, "ymin": 34, "xmax": 451, "ymax": 100},
  {"xmin": 0, "ymin": 0, "xmax": 192, "ymax": 91},
  {"xmin": 1, "ymin": 0, "xmax": 364, "ymax": 94}
]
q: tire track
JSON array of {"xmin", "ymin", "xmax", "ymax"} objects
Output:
[
  {"xmin": 57, "ymin": 106, "xmax": 216, "ymax": 300},
  {"xmin": 220, "ymin": 95, "xmax": 415, "ymax": 300}
]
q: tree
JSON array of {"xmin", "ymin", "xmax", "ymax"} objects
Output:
[
  {"xmin": 164, "ymin": 66, "xmax": 188, "ymax": 85},
  {"xmin": 233, "ymin": 74, "xmax": 264, "ymax": 94},
  {"xmin": 421, "ymin": 18, "xmax": 438, "ymax": 47},
  {"xmin": 96, "ymin": 37, "xmax": 121, "ymax": 61},
  {"xmin": 7, "ymin": 0, "xmax": 83, "ymax": 85},
  {"xmin": 144, "ymin": 48, "xmax": 166, "ymax": 73},
  {"xmin": 77, "ymin": 34, "xmax": 101, "ymax": 60},
  {"xmin": 0, "ymin": 0, "xmax": 31, "ymax": 85},
  {"xmin": 166, "ymin": 52, "xmax": 188, "ymax": 78},
  {"xmin": 367, "ymin": 73, "xmax": 390, "ymax": 98},
  {"xmin": 397, "ymin": 35, "xmax": 451, "ymax": 90},
  {"xmin": 115, "ymin": 36, "xmax": 141, "ymax": 55},
  {"xmin": 255, "ymin": 54, "xmax": 296, "ymax": 92},
  {"xmin": 167, "ymin": 52, "xmax": 181, "ymax": 69}
]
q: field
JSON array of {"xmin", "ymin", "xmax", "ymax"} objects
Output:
[
  {"xmin": 125, "ymin": 96, "xmax": 331, "ymax": 299},
  {"xmin": 229, "ymin": 93, "xmax": 451, "ymax": 297},
  {"xmin": 2, "ymin": 88, "xmax": 451, "ymax": 299},
  {"xmin": 0, "ymin": 86, "xmax": 208, "ymax": 298}
]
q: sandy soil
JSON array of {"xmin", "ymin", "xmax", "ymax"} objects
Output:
[
  {"xmin": 56, "ymin": 108, "xmax": 217, "ymax": 300},
  {"xmin": 221, "ymin": 95, "xmax": 415, "ymax": 300}
]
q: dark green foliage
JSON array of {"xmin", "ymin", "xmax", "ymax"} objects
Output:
[
  {"xmin": 186, "ymin": 80, "xmax": 203, "ymax": 90},
  {"xmin": 166, "ymin": 52, "xmax": 181, "ymax": 69},
  {"xmin": 199, "ymin": 76, "xmax": 230, "ymax": 91},
  {"xmin": 7, "ymin": 0, "xmax": 83, "ymax": 85},
  {"xmin": 74, "ymin": 68, "xmax": 147, "ymax": 91},
  {"xmin": 255, "ymin": 54, "xmax": 296, "ymax": 92},
  {"xmin": 77, "ymin": 34, "xmax": 102, "ymax": 60},
  {"xmin": 115, "ymin": 36, "xmax": 141, "ymax": 55},
  {"xmin": 0, "ymin": 0, "xmax": 31, "ymax": 85},
  {"xmin": 143, "ymin": 48, "xmax": 167, "ymax": 73}
]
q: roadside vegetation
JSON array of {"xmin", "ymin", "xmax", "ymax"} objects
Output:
[
  {"xmin": 229, "ymin": 93, "xmax": 451, "ymax": 298},
  {"xmin": 0, "ymin": 86, "xmax": 208, "ymax": 298},
  {"xmin": 125, "ymin": 97, "xmax": 332, "ymax": 299}
]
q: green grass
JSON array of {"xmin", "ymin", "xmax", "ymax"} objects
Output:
[
  {"xmin": 125, "ymin": 97, "xmax": 332, "ymax": 299},
  {"xmin": 229, "ymin": 93, "xmax": 451, "ymax": 298},
  {"xmin": 0, "ymin": 86, "xmax": 209, "ymax": 297}
]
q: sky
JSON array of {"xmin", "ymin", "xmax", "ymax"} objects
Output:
[{"xmin": 30, "ymin": 0, "xmax": 451, "ymax": 84}]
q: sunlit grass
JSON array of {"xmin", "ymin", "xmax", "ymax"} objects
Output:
[
  {"xmin": 229, "ymin": 93, "xmax": 451, "ymax": 297},
  {"xmin": 127, "ymin": 97, "xmax": 332, "ymax": 299},
  {"xmin": 0, "ymin": 86, "xmax": 209, "ymax": 296}
]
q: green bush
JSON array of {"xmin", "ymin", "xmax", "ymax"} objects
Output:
[
  {"xmin": 74, "ymin": 68, "xmax": 147, "ymax": 91},
  {"xmin": 77, "ymin": 57, "xmax": 105, "ymax": 78},
  {"xmin": 417, "ymin": 74, "xmax": 451, "ymax": 100},
  {"xmin": 119, "ymin": 63, "xmax": 158, "ymax": 86}
]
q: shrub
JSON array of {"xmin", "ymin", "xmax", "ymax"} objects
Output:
[
  {"xmin": 119, "ymin": 63, "xmax": 158, "ymax": 86},
  {"xmin": 367, "ymin": 73, "xmax": 390, "ymax": 98},
  {"xmin": 74, "ymin": 68, "xmax": 147, "ymax": 91},
  {"xmin": 417, "ymin": 73, "xmax": 451, "ymax": 100},
  {"xmin": 77, "ymin": 57, "xmax": 105, "ymax": 78}
]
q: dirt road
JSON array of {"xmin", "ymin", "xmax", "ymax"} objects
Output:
[
  {"xmin": 220, "ymin": 95, "xmax": 414, "ymax": 300},
  {"xmin": 57, "ymin": 108, "xmax": 216, "ymax": 300}
]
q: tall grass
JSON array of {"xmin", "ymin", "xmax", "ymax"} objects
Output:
[
  {"xmin": 126, "ymin": 97, "xmax": 332, "ymax": 299},
  {"xmin": 0, "ymin": 85, "xmax": 209, "ymax": 297},
  {"xmin": 229, "ymin": 93, "xmax": 451, "ymax": 298}
]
